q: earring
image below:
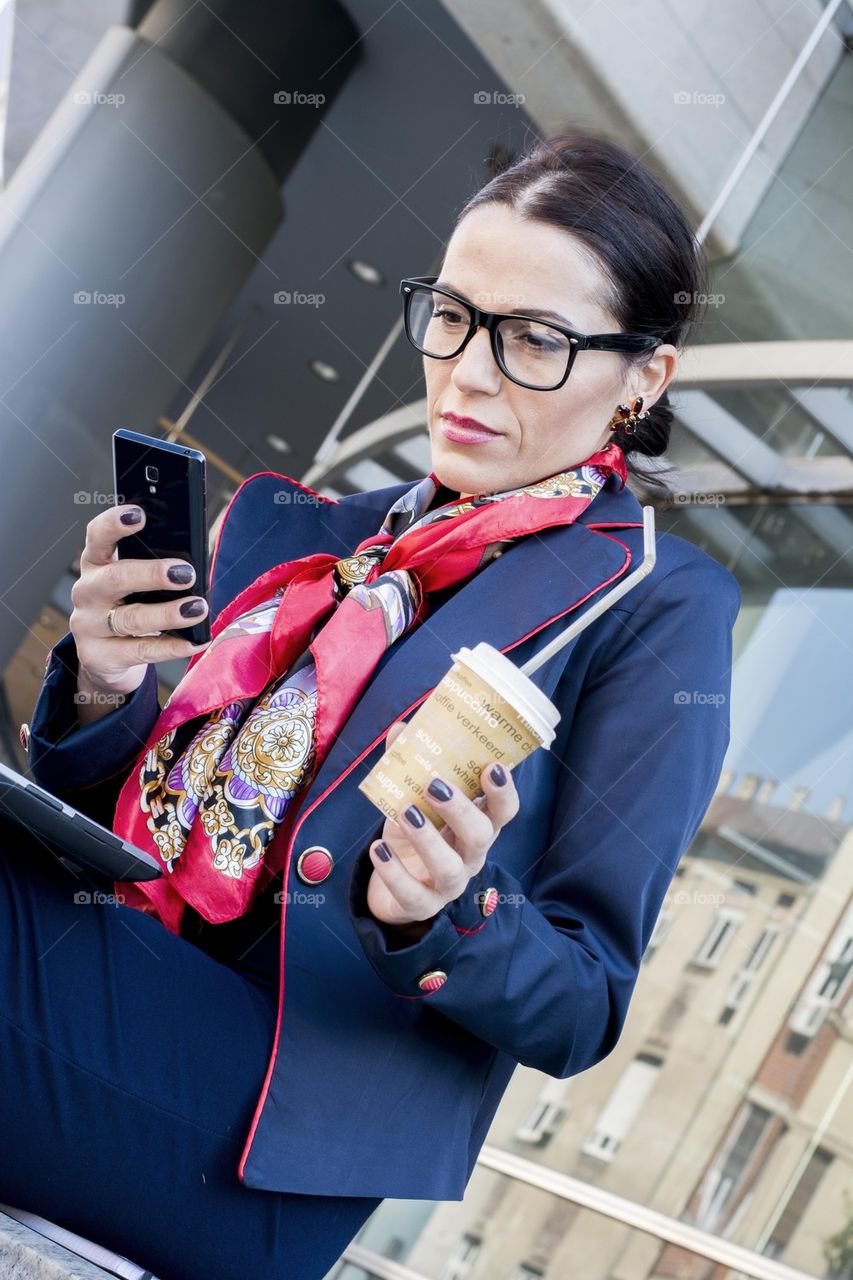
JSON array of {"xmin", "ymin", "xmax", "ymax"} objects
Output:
[{"xmin": 608, "ymin": 395, "xmax": 647, "ymax": 435}]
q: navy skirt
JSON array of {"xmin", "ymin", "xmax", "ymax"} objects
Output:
[{"xmin": 0, "ymin": 821, "xmax": 381, "ymax": 1280}]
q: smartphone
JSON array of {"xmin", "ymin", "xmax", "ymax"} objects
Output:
[{"xmin": 112, "ymin": 429, "xmax": 211, "ymax": 646}]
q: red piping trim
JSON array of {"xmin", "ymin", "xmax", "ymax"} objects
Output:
[
  {"xmin": 454, "ymin": 922, "xmax": 488, "ymax": 935},
  {"xmin": 237, "ymin": 526, "xmax": 635, "ymax": 1178},
  {"xmin": 585, "ymin": 521, "xmax": 645, "ymax": 530}
]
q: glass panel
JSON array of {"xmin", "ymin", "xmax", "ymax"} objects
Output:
[
  {"xmin": 697, "ymin": 388, "xmax": 840, "ymax": 460},
  {"xmin": 359, "ymin": 496, "xmax": 849, "ymax": 1280},
  {"xmin": 655, "ymin": 500, "xmax": 853, "ymax": 587},
  {"xmin": 329, "ymin": 1172, "xmax": 836, "ymax": 1278},
  {"xmin": 697, "ymin": 55, "xmax": 853, "ymax": 346}
]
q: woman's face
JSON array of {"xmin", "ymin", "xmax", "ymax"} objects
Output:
[{"xmin": 422, "ymin": 204, "xmax": 677, "ymax": 497}]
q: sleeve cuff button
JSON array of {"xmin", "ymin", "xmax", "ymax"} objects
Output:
[
  {"xmin": 19, "ymin": 722, "xmax": 30, "ymax": 752},
  {"xmin": 479, "ymin": 886, "xmax": 499, "ymax": 917},
  {"xmin": 417, "ymin": 969, "xmax": 447, "ymax": 993}
]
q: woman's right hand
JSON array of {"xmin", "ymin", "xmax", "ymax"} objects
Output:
[{"xmin": 69, "ymin": 504, "xmax": 211, "ymax": 719}]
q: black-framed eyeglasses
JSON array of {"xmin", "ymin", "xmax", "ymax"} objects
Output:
[{"xmin": 400, "ymin": 275, "xmax": 662, "ymax": 391}]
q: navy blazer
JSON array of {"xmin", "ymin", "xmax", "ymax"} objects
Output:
[{"xmin": 27, "ymin": 469, "xmax": 740, "ymax": 1201}]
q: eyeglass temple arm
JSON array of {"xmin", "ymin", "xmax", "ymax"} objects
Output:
[{"xmin": 583, "ymin": 334, "xmax": 662, "ymax": 352}]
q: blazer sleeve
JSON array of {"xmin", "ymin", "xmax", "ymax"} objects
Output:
[
  {"xmin": 24, "ymin": 629, "xmax": 162, "ymax": 830},
  {"xmin": 348, "ymin": 559, "xmax": 741, "ymax": 1078},
  {"xmin": 23, "ymin": 477, "xmax": 253, "ymax": 828}
]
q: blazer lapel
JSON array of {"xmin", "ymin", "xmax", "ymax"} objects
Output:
[{"xmin": 303, "ymin": 473, "xmax": 645, "ymax": 802}]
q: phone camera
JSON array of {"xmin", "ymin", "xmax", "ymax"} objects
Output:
[{"xmin": 145, "ymin": 465, "xmax": 159, "ymax": 483}]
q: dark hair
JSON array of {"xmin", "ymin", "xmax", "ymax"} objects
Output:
[{"xmin": 451, "ymin": 130, "xmax": 709, "ymax": 498}]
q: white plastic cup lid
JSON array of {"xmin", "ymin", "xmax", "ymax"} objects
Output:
[{"xmin": 451, "ymin": 642, "xmax": 560, "ymax": 749}]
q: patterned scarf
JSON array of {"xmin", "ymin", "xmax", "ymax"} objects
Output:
[{"xmin": 112, "ymin": 442, "xmax": 627, "ymax": 934}]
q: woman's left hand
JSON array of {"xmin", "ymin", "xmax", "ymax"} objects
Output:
[{"xmin": 365, "ymin": 720, "xmax": 520, "ymax": 934}]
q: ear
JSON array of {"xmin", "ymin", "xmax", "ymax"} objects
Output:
[{"xmin": 634, "ymin": 343, "xmax": 678, "ymax": 408}]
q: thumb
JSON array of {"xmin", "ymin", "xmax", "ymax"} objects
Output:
[{"xmin": 385, "ymin": 718, "xmax": 407, "ymax": 747}]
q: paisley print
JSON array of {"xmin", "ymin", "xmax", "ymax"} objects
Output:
[{"xmin": 113, "ymin": 441, "xmax": 627, "ymax": 932}]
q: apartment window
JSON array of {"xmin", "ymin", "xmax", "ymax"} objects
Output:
[
  {"xmin": 767, "ymin": 1148, "xmax": 833, "ymax": 1256},
  {"xmin": 691, "ymin": 907, "xmax": 744, "ymax": 969},
  {"xmin": 442, "ymin": 1232, "xmax": 482, "ymax": 1280},
  {"xmin": 695, "ymin": 1103, "xmax": 773, "ymax": 1231},
  {"xmin": 510, "ymin": 1265, "xmax": 545, "ymax": 1280},
  {"xmin": 581, "ymin": 1053, "xmax": 663, "ymax": 1163},
  {"xmin": 720, "ymin": 924, "xmax": 780, "ymax": 1024},
  {"xmin": 788, "ymin": 904, "xmax": 853, "ymax": 1038},
  {"xmin": 515, "ymin": 1077, "xmax": 569, "ymax": 1146}
]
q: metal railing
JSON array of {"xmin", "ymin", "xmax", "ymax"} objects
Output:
[{"xmin": 335, "ymin": 1144, "xmax": 820, "ymax": 1280}]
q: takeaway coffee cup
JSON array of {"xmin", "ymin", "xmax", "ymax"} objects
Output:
[{"xmin": 358, "ymin": 641, "xmax": 561, "ymax": 828}]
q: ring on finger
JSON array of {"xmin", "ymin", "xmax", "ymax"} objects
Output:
[{"xmin": 106, "ymin": 606, "xmax": 128, "ymax": 637}]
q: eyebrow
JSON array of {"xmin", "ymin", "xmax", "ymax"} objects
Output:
[{"xmin": 433, "ymin": 279, "xmax": 576, "ymax": 328}]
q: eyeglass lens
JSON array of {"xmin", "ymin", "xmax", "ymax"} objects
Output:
[{"xmin": 407, "ymin": 286, "xmax": 573, "ymax": 389}]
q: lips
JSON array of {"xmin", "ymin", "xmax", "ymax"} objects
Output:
[{"xmin": 442, "ymin": 412, "xmax": 499, "ymax": 434}]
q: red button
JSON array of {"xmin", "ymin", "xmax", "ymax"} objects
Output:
[
  {"xmin": 480, "ymin": 886, "xmax": 499, "ymax": 917},
  {"xmin": 295, "ymin": 846, "xmax": 333, "ymax": 885},
  {"xmin": 19, "ymin": 722, "xmax": 30, "ymax": 752},
  {"xmin": 417, "ymin": 970, "xmax": 447, "ymax": 993}
]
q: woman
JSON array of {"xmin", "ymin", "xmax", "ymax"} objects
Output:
[{"xmin": 3, "ymin": 131, "xmax": 739, "ymax": 1280}]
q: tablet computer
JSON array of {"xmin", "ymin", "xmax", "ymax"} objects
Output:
[{"xmin": 0, "ymin": 761, "xmax": 162, "ymax": 882}]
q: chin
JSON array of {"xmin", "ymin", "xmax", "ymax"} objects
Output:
[
  {"xmin": 428, "ymin": 440, "xmax": 494, "ymax": 496},
  {"xmin": 430, "ymin": 457, "xmax": 485, "ymax": 496}
]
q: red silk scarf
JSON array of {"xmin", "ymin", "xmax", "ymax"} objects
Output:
[{"xmin": 112, "ymin": 442, "xmax": 627, "ymax": 934}]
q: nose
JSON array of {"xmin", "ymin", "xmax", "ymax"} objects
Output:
[{"xmin": 450, "ymin": 325, "xmax": 502, "ymax": 393}]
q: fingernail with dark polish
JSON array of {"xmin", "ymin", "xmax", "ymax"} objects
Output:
[
  {"xmin": 180, "ymin": 598, "xmax": 206, "ymax": 617},
  {"xmin": 120, "ymin": 507, "xmax": 143, "ymax": 525},
  {"xmin": 168, "ymin": 564, "xmax": 194, "ymax": 584},
  {"xmin": 427, "ymin": 777, "xmax": 453, "ymax": 802},
  {"xmin": 375, "ymin": 841, "xmax": 393, "ymax": 862},
  {"xmin": 404, "ymin": 804, "xmax": 425, "ymax": 828},
  {"xmin": 490, "ymin": 763, "xmax": 507, "ymax": 786}
]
